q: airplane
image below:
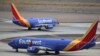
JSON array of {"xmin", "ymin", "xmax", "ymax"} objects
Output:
[
  {"xmin": 8, "ymin": 20, "xmax": 99, "ymax": 54},
  {"xmin": 11, "ymin": 3, "xmax": 59, "ymax": 30}
]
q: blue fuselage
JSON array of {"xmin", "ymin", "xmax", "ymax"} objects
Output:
[
  {"xmin": 8, "ymin": 38, "xmax": 71, "ymax": 51},
  {"xmin": 8, "ymin": 37, "xmax": 95, "ymax": 51},
  {"xmin": 12, "ymin": 17, "xmax": 59, "ymax": 29}
]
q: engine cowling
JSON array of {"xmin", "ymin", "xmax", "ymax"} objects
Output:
[
  {"xmin": 27, "ymin": 46, "xmax": 39, "ymax": 53},
  {"xmin": 45, "ymin": 24, "xmax": 53, "ymax": 29}
]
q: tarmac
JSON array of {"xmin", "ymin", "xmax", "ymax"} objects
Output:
[
  {"xmin": 0, "ymin": 0, "xmax": 100, "ymax": 55},
  {"xmin": 0, "ymin": 21, "xmax": 100, "ymax": 56},
  {"xmin": 0, "ymin": 42, "xmax": 100, "ymax": 56}
]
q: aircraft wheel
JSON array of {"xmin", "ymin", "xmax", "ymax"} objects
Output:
[
  {"xmin": 38, "ymin": 28, "xmax": 41, "ymax": 30},
  {"xmin": 45, "ymin": 51, "xmax": 49, "ymax": 54},
  {"xmin": 16, "ymin": 49, "xmax": 18, "ymax": 52},
  {"xmin": 28, "ymin": 27, "xmax": 32, "ymax": 30},
  {"xmin": 55, "ymin": 51, "xmax": 59, "ymax": 54}
]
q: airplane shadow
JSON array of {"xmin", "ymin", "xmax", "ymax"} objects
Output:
[
  {"xmin": 16, "ymin": 28, "xmax": 54, "ymax": 32},
  {"xmin": 1, "ymin": 50, "xmax": 63, "ymax": 56},
  {"xmin": 0, "ymin": 48, "xmax": 85, "ymax": 56},
  {"xmin": 0, "ymin": 28, "xmax": 55, "ymax": 33},
  {"xmin": 24, "ymin": 52, "xmax": 71, "ymax": 56}
]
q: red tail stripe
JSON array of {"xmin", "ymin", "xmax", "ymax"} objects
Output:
[
  {"xmin": 81, "ymin": 22, "xmax": 98, "ymax": 42},
  {"xmin": 11, "ymin": 5, "xmax": 20, "ymax": 20},
  {"xmin": 68, "ymin": 20, "xmax": 98, "ymax": 51},
  {"xmin": 11, "ymin": 4, "xmax": 28, "ymax": 27}
]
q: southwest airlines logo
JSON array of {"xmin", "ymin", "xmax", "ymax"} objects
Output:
[
  {"xmin": 19, "ymin": 39, "xmax": 42, "ymax": 45},
  {"xmin": 38, "ymin": 19, "xmax": 52, "ymax": 23}
]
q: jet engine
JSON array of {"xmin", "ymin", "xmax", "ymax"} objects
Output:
[
  {"xmin": 27, "ymin": 46, "xmax": 39, "ymax": 53},
  {"xmin": 45, "ymin": 24, "xmax": 53, "ymax": 29}
]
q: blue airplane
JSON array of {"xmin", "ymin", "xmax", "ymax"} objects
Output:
[
  {"xmin": 8, "ymin": 20, "xmax": 99, "ymax": 54},
  {"xmin": 11, "ymin": 3, "xmax": 59, "ymax": 30}
]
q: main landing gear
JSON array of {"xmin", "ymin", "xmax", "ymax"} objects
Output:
[
  {"xmin": 45, "ymin": 51, "xmax": 49, "ymax": 54},
  {"xmin": 55, "ymin": 51, "xmax": 59, "ymax": 54},
  {"xmin": 38, "ymin": 28, "xmax": 41, "ymax": 30},
  {"xmin": 15, "ymin": 48, "xmax": 18, "ymax": 52},
  {"xmin": 28, "ymin": 27, "xmax": 32, "ymax": 30},
  {"xmin": 28, "ymin": 27, "xmax": 42, "ymax": 30},
  {"xmin": 45, "ymin": 51, "xmax": 60, "ymax": 55}
]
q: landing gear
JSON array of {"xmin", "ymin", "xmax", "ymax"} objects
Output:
[
  {"xmin": 44, "ymin": 51, "xmax": 59, "ymax": 55},
  {"xmin": 38, "ymin": 28, "xmax": 41, "ymax": 30},
  {"xmin": 55, "ymin": 51, "xmax": 59, "ymax": 54},
  {"xmin": 45, "ymin": 51, "xmax": 49, "ymax": 54},
  {"xmin": 28, "ymin": 27, "xmax": 32, "ymax": 30},
  {"xmin": 15, "ymin": 49, "xmax": 18, "ymax": 52}
]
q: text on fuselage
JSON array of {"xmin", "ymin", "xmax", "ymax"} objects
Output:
[
  {"xmin": 38, "ymin": 19, "xmax": 52, "ymax": 23},
  {"xmin": 19, "ymin": 39, "xmax": 41, "ymax": 45}
]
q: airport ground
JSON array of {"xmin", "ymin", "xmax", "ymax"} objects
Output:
[
  {"xmin": 0, "ymin": 0, "xmax": 100, "ymax": 55},
  {"xmin": 0, "ymin": 21, "xmax": 100, "ymax": 56},
  {"xmin": 0, "ymin": 11, "xmax": 100, "ymax": 56},
  {"xmin": 1, "ymin": 0, "xmax": 100, "ymax": 22}
]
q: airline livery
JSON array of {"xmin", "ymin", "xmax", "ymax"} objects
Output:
[
  {"xmin": 8, "ymin": 20, "xmax": 99, "ymax": 54},
  {"xmin": 11, "ymin": 3, "xmax": 59, "ymax": 30}
]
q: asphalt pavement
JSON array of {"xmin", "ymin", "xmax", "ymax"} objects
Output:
[{"xmin": 0, "ymin": 21, "xmax": 100, "ymax": 56}]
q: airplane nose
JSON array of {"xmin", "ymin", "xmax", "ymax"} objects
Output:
[
  {"xmin": 8, "ymin": 39, "xmax": 18, "ymax": 49},
  {"xmin": 8, "ymin": 41, "xmax": 12, "ymax": 46},
  {"xmin": 8, "ymin": 41, "xmax": 13, "ymax": 47},
  {"xmin": 56, "ymin": 20, "xmax": 59, "ymax": 24},
  {"xmin": 57, "ymin": 21, "xmax": 59, "ymax": 24}
]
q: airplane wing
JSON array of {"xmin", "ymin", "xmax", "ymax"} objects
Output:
[
  {"xmin": 27, "ymin": 46, "xmax": 52, "ymax": 53},
  {"xmin": 27, "ymin": 40, "xmax": 52, "ymax": 53},
  {"xmin": 0, "ymin": 18, "xmax": 11, "ymax": 22},
  {"xmin": 0, "ymin": 18, "xmax": 12, "ymax": 23},
  {"xmin": 96, "ymin": 35, "xmax": 100, "ymax": 44},
  {"xmin": 28, "ymin": 46, "xmax": 52, "ymax": 50},
  {"xmin": 96, "ymin": 42, "xmax": 100, "ymax": 44},
  {"xmin": 3, "ymin": 20, "xmax": 12, "ymax": 23}
]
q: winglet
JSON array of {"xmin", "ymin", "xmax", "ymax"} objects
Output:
[{"xmin": 11, "ymin": 3, "xmax": 30, "ymax": 27}]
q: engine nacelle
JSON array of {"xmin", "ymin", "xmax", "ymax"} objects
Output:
[
  {"xmin": 45, "ymin": 24, "xmax": 53, "ymax": 29},
  {"xmin": 27, "ymin": 46, "xmax": 39, "ymax": 53}
]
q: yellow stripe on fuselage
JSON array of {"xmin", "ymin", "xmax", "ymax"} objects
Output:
[
  {"xmin": 20, "ymin": 17, "xmax": 31, "ymax": 27},
  {"xmin": 63, "ymin": 39, "xmax": 80, "ymax": 51}
]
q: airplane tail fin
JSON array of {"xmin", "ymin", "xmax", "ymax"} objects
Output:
[
  {"xmin": 11, "ymin": 3, "xmax": 30, "ymax": 27},
  {"xmin": 64, "ymin": 19, "xmax": 99, "ymax": 51},
  {"xmin": 81, "ymin": 19, "xmax": 99, "ymax": 43}
]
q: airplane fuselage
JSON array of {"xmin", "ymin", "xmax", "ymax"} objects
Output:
[
  {"xmin": 11, "ymin": 3, "xmax": 59, "ymax": 30},
  {"xmin": 12, "ymin": 17, "xmax": 59, "ymax": 29},
  {"xmin": 8, "ymin": 37, "xmax": 95, "ymax": 51}
]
